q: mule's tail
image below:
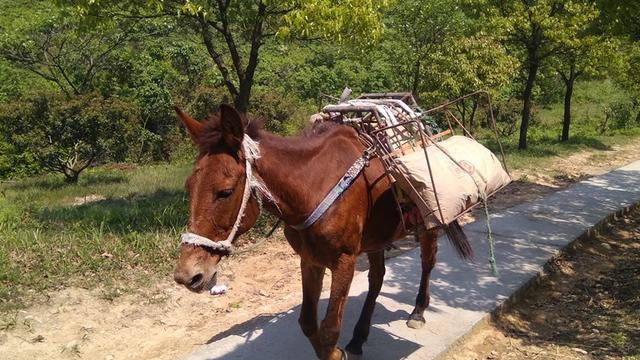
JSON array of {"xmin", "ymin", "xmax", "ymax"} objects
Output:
[{"xmin": 444, "ymin": 220, "xmax": 474, "ymax": 261}]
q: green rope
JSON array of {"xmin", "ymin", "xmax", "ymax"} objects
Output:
[{"xmin": 480, "ymin": 191, "xmax": 499, "ymax": 277}]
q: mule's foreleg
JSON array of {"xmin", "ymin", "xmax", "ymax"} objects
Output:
[
  {"xmin": 313, "ymin": 253, "xmax": 356, "ymax": 360},
  {"xmin": 299, "ymin": 259, "xmax": 325, "ymax": 355},
  {"xmin": 345, "ymin": 250, "xmax": 385, "ymax": 356},
  {"xmin": 407, "ymin": 228, "xmax": 438, "ymax": 329}
]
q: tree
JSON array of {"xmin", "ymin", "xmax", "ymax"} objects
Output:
[
  {"xmin": 616, "ymin": 42, "xmax": 640, "ymax": 125},
  {"xmin": 384, "ymin": 0, "xmax": 515, "ymax": 131},
  {"xmin": 472, "ymin": 0, "xmax": 599, "ymax": 149},
  {"xmin": 386, "ymin": 0, "xmax": 467, "ymax": 99},
  {"xmin": 66, "ymin": 0, "xmax": 388, "ymax": 113},
  {"xmin": 419, "ymin": 35, "xmax": 516, "ymax": 130},
  {"xmin": 553, "ymin": 30, "xmax": 617, "ymax": 140},
  {"xmin": 0, "ymin": 2, "xmax": 169, "ymax": 99},
  {"xmin": 596, "ymin": 0, "xmax": 640, "ymax": 41},
  {"xmin": 548, "ymin": 1, "xmax": 600, "ymax": 141}
]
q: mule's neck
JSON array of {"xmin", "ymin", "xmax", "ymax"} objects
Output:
[{"xmin": 252, "ymin": 130, "xmax": 351, "ymax": 226}]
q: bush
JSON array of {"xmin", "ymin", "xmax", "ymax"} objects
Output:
[
  {"xmin": 249, "ymin": 89, "xmax": 312, "ymax": 135},
  {"xmin": 0, "ymin": 139, "xmax": 42, "ymax": 179},
  {"xmin": 608, "ymin": 99, "xmax": 638, "ymax": 130},
  {"xmin": 0, "ymin": 94, "xmax": 146, "ymax": 183},
  {"xmin": 492, "ymin": 98, "xmax": 522, "ymax": 137}
]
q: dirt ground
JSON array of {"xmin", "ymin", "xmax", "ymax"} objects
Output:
[
  {"xmin": 0, "ymin": 141, "xmax": 639, "ymax": 360},
  {"xmin": 448, "ymin": 207, "xmax": 640, "ymax": 360}
]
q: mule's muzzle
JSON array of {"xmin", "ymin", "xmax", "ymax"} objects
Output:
[
  {"xmin": 174, "ymin": 269, "xmax": 200, "ymax": 288},
  {"xmin": 174, "ymin": 267, "xmax": 218, "ymax": 293}
]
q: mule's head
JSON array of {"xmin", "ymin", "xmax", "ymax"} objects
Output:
[{"xmin": 173, "ymin": 104, "xmax": 261, "ymax": 293}]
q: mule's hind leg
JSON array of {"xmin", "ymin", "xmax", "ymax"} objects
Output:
[
  {"xmin": 407, "ymin": 228, "xmax": 438, "ymax": 329},
  {"xmin": 345, "ymin": 250, "xmax": 385, "ymax": 357}
]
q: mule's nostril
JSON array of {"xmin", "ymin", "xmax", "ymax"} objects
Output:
[{"xmin": 189, "ymin": 273, "xmax": 204, "ymax": 288}]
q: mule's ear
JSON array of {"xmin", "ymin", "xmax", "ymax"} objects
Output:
[
  {"xmin": 220, "ymin": 104, "xmax": 247, "ymax": 150},
  {"xmin": 174, "ymin": 107, "xmax": 203, "ymax": 144}
]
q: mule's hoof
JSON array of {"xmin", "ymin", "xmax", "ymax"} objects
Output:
[
  {"xmin": 406, "ymin": 314, "xmax": 426, "ymax": 329},
  {"xmin": 346, "ymin": 351, "xmax": 363, "ymax": 360},
  {"xmin": 344, "ymin": 342, "xmax": 363, "ymax": 357},
  {"xmin": 337, "ymin": 347, "xmax": 350, "ymax": 360}
]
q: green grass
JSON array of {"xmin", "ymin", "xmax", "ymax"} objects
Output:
[
  {"xmin": 0, "ymin": 164, "xmax": 193, "ymax": 310},
  {"xmin": 0, "ymin": 161, "xmax": 280, "ymax": 311},
  {"xmin": 537, "ymin": 79, "xmax": 629, "ymax": 128},
  {"xmin": 488, "ymin": 128, "xmax": 640, "ymax": 174}
]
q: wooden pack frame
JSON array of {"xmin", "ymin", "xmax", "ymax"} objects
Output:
[{"xmin": 317, "ymin": 90, "xmax": 511, "ymax": 229}]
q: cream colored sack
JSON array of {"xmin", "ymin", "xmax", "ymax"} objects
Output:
[{"xmin": 391, "ymin": 135, "xmax": 511, "ymax": 229}]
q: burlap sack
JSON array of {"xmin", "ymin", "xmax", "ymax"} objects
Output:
[{"xmin": 391, "ymin": 135, "xmax": 511, "ymax": 228}]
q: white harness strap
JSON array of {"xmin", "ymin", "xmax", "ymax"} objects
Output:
[{"xmin": 180, "ymin": 136, "xmax": 273, "ymax": 253}]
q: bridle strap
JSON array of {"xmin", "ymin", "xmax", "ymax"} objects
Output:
[
  {"xmin": 180, "ymin": 232, "xmax": 234, "ymax": 253},
  {"xmin": 292, "ymin": 150, "xmax": 371, "ymax": 230},
  {"xmin": 180, "ymin": 137, "xmax": 261, "ymax": 253}
]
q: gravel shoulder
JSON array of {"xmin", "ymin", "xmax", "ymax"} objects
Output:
[{"xmin": 447, "ymin": 206, "xmax": 640, "ymax": 360}]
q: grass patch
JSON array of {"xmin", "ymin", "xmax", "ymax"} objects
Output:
[
  {"xmin": 0, "ymin": 162, "xmax": 280, "ymax": 311},
  {"xmin": 479, "ymin": 80, "xmax": 640, "ymax": 173},
  {"xmin": 492, "ymin": 129, "xmax": 640, "ymax": 173},
  {"xmin": 0, "ymin": 164, "xmax": 193, "ymax": 310}
]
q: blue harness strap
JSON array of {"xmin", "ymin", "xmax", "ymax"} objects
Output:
[{"xmin": 291, "ymin": 152, "xmax": 370, "ymax": 230}]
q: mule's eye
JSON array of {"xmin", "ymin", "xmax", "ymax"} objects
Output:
[{"xmin": 216, "ymin": 189, "xmax": 234, "ymax": 199}]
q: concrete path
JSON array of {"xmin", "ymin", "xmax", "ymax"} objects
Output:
[{"xmin": 184, "ymin": 160, "xmax": 640, "ymax": 360}]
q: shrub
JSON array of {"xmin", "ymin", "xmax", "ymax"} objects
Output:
[
  {"xmin": 608, "ymin": 99, "xmax": 638, "ymax": 130},
  {"xmin": 249, "ymin": 89, "xmax": 311, "ymax": 135},
  {"xmin": 492, "ymin": 98, "xmax": 522, "ymax": 137},
  {"xmin": 0, "ymin": 94, "xmax": 145, "ymax": 183}
]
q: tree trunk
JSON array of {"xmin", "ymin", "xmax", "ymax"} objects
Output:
[
  {"xmin": 235, "ymin": 80, "xmax": 251, "ymax": 113},
  {"xmin": 64, "ymin": 169, "xmax": 80, "ymax": 184},
  {"xmin": 561, "ymin": 81, "xmax": 573, "ymax": 142},
  {"xmin": 600, "ymin": 112, "xmax": 610, "ymax": 135},
  {"xmin": 561, "ymin": 66, "xmax": 576, "ymax": 142},
  {"xmin": 519, "ymin": 58, "xmax": 539, "ymax": 150},
  {"xmin": 232, "ymin": 3, "xmax": 265, "ymax": 114},
  {"xmin": 411, "ymin": 60, "xmax": 421, "ymax": 99}
]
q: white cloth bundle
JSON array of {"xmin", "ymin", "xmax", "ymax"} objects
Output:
[{"xmin": 392, "ymin": 136, "xmax": 511, "ymax": 229}]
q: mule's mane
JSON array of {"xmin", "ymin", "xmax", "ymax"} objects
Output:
[
  {"xmin": 197, "ymin": 112, "xmax": 262, "ymax": 153},
  {"xmin": 197, "ymin": 112, "xmax": 347, "ymax": 154}
]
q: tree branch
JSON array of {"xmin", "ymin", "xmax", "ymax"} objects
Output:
[
  {"xmin": 213, "ymin": 0, "xmax": 245, "ymax": 81},
  {"xmin": 197, "ymin": 16, "xmax": 239, "ymax": 98},
  {"xmin": 245, "ymin": 2, "xmax": 266, "ymax": 81}
]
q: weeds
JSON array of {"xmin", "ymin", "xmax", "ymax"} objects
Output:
[{"xmin": 0, "ymin": 164, "xmax": 191, "ymax": 310}]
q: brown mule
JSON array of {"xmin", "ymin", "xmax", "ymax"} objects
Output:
[{"xmin": 172, "ymin": 104, "xmax": 472, "ymax": 359}]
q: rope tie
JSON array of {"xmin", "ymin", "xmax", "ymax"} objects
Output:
[{"xmin": 480, "ymin": 191, "xmax": 499, "ymax": 277}]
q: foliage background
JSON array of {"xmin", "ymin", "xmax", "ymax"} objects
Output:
[{"xmin": 0, "ymin": 0, "xmax": 639, "ymax": 181}]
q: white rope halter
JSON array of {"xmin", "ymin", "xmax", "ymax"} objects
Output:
[{"xmin": 180, "ymin": 136, "xmax": 275, "ymax": 253}]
